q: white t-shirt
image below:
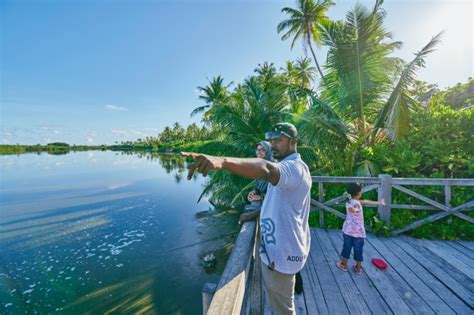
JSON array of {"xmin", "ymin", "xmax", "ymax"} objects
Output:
[{"xmin": 259, "ymin": 153, "xmax": 312, "ymax": 274}]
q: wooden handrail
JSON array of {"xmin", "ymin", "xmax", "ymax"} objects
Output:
[
  {"xmin": 312, "ymin": 174, "xmax": 474, "ymax": 235},
  {"xmin": 205, "ymin": 220, "xmax": 257, "ymax": 314}
]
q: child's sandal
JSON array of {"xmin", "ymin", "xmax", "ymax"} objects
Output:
[
  {"xmin": 353, "ymin": 265, "xmax": 363, "ymax": 275},
  {"xmin": 336, "ymin": 261, "xmax": 348, "ymax": 272}
]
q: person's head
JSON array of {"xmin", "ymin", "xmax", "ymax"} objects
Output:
[
  {"xmin": 265, "ymin": 123, "xmax": 298, "ymax": 160},
  {"xmin": 256, "ymin": 141, "xmax": 273, "ymax": 161},
  {"xmin": 346, "ymin": 183, "xmax": 362, "ymax": 200}
]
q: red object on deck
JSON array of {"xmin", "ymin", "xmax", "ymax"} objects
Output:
[{"xmin": 372, "ymin": 258, "xmax": 388, "ymax": 269}]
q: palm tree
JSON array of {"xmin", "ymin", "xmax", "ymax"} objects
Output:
[
  {"xmin": 191, "ymin": 75, "xmax": 232, "ymax": 119},
  {"xmin": 277, "ymin": 0, "xmax": 335, "ymax": 82},
  {"xmin": 299, "ymin": 1, "xmax": 441, "ymax": 175},
  {"xmin": 294, "ymin": 57, "xmax": 317, "ymax": 88},
  {"xmin": 320, "ymin": 0, "xmax": 402, "ymax": 138}
]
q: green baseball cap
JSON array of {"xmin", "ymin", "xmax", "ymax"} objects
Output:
[{"xmin": 265, "ymin": 123, "xmax": 298, "ymax": 140}]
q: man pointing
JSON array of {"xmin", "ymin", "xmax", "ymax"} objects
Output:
[{"xmin": 182, "ymin": 123, "xmax": 312, "ymax": 315}]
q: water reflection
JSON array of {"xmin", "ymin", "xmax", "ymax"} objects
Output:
[{"xmin": 0, "ymin": 151, "xmax": 239, "ymax": 314}]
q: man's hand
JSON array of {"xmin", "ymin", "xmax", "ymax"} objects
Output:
[
  {"xmin": 181, "ymin": 152, "xmax": 224, "ymax": 179},
  {"xmin": 247, "ymin": 191, "xmax": 262, "ymax": 202}
]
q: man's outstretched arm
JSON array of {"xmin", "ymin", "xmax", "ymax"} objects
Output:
[{"xmin": 181, "ymin": 152, "xmax": 280, "ymax": 185}]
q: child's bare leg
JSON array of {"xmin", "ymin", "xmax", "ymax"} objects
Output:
[
  {"xmin": 355, "ymin": 261, "xmax": 362, "ymax": 269},
  {"xmin": 340, "ymin": 258, "xmax": 348, "ymax": 267}
]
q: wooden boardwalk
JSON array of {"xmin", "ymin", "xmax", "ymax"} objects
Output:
[{"xmin": 284, "ymin": 228, "xmax": 474, "ymax": 315}]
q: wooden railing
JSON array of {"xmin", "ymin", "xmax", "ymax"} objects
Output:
[
  {"xmin": 202, "ymin": 175, "xmax": 474, "ymax": 314},
  {"xmin": 312, "ymin": 174, "xmax": 474, "ymax": 235},
  {"xmin": 202, "ymin": 219, "xmax": 258, "ymax": 314}
]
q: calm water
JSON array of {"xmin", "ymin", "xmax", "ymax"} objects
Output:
[{"xmin": 0, "ymin": 151, "xmax": 239, "ymax": 314}]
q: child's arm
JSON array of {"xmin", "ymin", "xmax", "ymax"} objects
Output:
[{"xmin": 360, "ymin": 199, "xmax": 386, "ymax": 206}]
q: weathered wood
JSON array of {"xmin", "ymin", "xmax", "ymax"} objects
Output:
[
  {"xmin": 299, "ymin": 253, "xmax": 329, "ymax": 314},
  {"xmin": 314, "ymin": 229, "xmax": 371, "ymax": 314},
  {"xmin": 443, "ymin": 240, "xmax": 474, "ymax": 260},
  {"xmin": 207, "ymin": 221, "xmax": 256, "ymax": 315},
  {"xmin": 311, "ymin": 199, "xmax": 346, "ymax": 219},
  {"xmin": 325, "ymin": 230, "xmax": 392, "ymax": 314},
  {"xmin": 456, "ymin": 240, "xmax": 474, "ymax": 252},
  {"xmin": 308, "ymin": 229, "xmax": 349, "ymax": 314},
  {"xmin": 312, "ymin": 176, "xmax": 474, "ymax": 186},
  {"xmin": 392, "ymin": 201, "xmax": 474, "ymax": 235},
  {"xmin": 395, "ymin": 237, "xmax": 474, "ymax": 307},
  {"xmin": 356, "ymin": 234, "xmax": 434, "ymax": 314},
  {"xmin": 378, "ymin": 174, "xmax": 392, "ymax": 226},
  {"xmin": 367, "ymin": 236, "xmax": 455, "ymax": 314},
  {"xmin": 392, "ymin": 184, "xmax": 474, "ymax": 223},
  {"xmin": 324, "ymin": 184, "xmax": 379, "ymax": 207},
  {"xmin": 383, "ymin": 237, "xmax": 472, "ymax": 314},
  {"xmin": 294, "ymin": 291, "xmax": 307, "ymax": 315},
  {"xmin": 415, "ymin": 239, "xmax": 474, "ymax": 281},
  {"xmin": 319, "ymin": 182, "xmax": 324, "ymax": 228},
  {"xmin": 311, "ymin": 176, "xmax": 380, "ymax": 184},
  {"xmin": 202, "ymin": 282, "xmax": 217, "ymax": 315},
  {"xmin": 329, "ymin": 230, "xmax": 414, "ymax": 314},
  {"xmin": 426, "ymin": 239, "xmax": 474, "ymax": 270},
  {"xmin": 444, "ymin": 185, "xmax": 452, "ymax": 207},
  {"xmin": 392, "ymin": 178, "xmax": 474, "ymax": 186},
  {"xmin": 390, "ymin": 204, "xmax": 444, "ymax": 210},
  {"xmin": 246, "ymin": 226, "xmax": 262, "ymax": 315}
]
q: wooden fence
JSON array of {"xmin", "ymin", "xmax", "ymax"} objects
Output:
[
  {"xmin": 202, "ymin": 175, "xmax": 474, "ymax": 314},
  {"xmin": 312, "ymin": 174, "xmax": 474, "ymax": 235}
]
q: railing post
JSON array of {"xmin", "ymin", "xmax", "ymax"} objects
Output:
[
  {"xmin": 445, "ymin": 185, "xmax": 452, "ymax": 225},
  {"xmin": 319, "ymin": 182, "xmax": 324, "ymax": 228},
  {"xmin": 202, "ymin": 282, "xmax": 217, "ymax": 315},
  {"xmin": 378, "ymin": 174, "xmax": 392, "ymax": 226}
]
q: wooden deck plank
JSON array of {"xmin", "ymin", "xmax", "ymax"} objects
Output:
[
  {"xmin": 325, "ymin": 230, "xmax": 393, "ymax": 315},
  {"xmin": 308, "ymin": 229, "xmax": 349, "ymax": 314},
  {"xmin": 443, "ymin": 240, "xmax": 474, "ymax": 260},
  {"xmin": 427, "ymin": 239, "xmax": 474, "ymax": 268},
  {"xmin": 384, "ymin": 237, "xmax": 473, "ymax": 314},
  {"xmin": 402, "ymin": 237, "xmax": 474, "ymax": 291},
  {"xmin": 393, "ymin": 237, "xmax": 474, "ymax": 308},
  {"xmin": 295, "ymin": 291, "xmax": 307, "ymax": 315},
  {"xmin": 329, "ymin": 230, "xmax": 414, "ymax": 314},
  {"xmin": 416, "ymin": 240, "xmax": 474, "ymax": 281},
  {"xmin": 456, "ymin": 240, "xmax": 474, "ymax": 252},
  {"xmin": 314, "ymin": 229, "xmax": 371, "ymax": 314},
  {"xmin": 361, "ymin": 234, "xmax": 435, "ymax": 314},
  {"xmin": 299, "ymin": 257, "xmax": 329, "ymax": 315},
  {"xmin": 367, "ymin": 236, "xmax": 456, "ymax": 314}
]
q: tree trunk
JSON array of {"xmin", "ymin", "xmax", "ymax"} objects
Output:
[{"xmin": 307, "ymin": 35, "xmax": 326, "ymax": 84}]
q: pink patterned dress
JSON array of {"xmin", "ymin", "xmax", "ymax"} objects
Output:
[{"xmin": 342, "ymin": 199, "xmax": 366, "ymax": 238}]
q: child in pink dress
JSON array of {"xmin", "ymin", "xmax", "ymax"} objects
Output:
[{"xmin": 336, "ymin": 183, "xmax": 385, "ymax": 274}]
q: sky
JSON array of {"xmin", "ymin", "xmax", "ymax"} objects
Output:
[{"xmin": 1, "ymin": 0, "xmax": 473, "ymax": 145}]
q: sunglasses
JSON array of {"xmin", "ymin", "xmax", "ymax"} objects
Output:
[{"xmin": 265, "ymin": 130, "xmax": 293, "ymax": 140}]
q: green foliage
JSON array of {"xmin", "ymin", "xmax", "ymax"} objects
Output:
[{"xmin": 430, "ymin": 79, "xmax": 474, "ymax": 109}]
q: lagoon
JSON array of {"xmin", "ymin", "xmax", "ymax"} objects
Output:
[{"xmin": 0, "ymin": 151, "xmax": 239, "ymax": 314}]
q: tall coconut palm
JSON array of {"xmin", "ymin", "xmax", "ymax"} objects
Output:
[
  {"xmin": 191, "ymin": 75, "xmax": 232, "ymax": 120},
  {"xmin": 277, "ymin": 0, "xmax": 335, "ymax": 82},
  {"xmin": 320, "ymin": 0, "xmax": 402, "ymax": 138},
  {"xmin": 299, "ymin": 0, "xmax": 441, "ymax": 175}
]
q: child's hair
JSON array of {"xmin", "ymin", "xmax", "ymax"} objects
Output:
[{"xmin": 344, "ymin": 183, "xmax": 362, "ymax": 201}]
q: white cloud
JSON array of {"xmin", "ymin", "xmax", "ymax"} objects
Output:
[
  {"xmin": 104, "ymin": 104, "xmax": 128, "ymax": 112},
  {"xmin": 110, "ymin": 129, "xmax": 146, "ymax": 137}
]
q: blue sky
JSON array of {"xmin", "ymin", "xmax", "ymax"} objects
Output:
[{"xmin": 1, "ymin": 0, "xmax": 473, "ymax": 145}]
